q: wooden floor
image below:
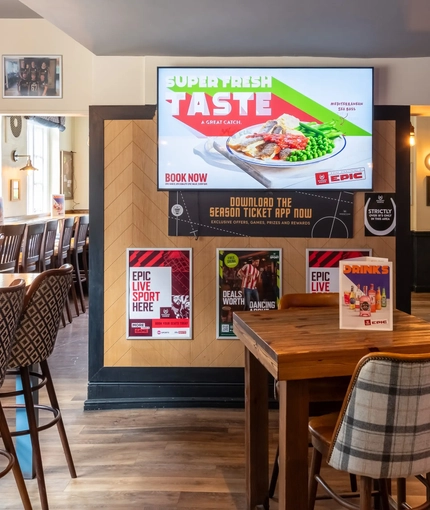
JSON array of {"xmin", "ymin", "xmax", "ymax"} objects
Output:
[{"xmin": 1, "ymin": 294, "xmax": 430, "ymax": 509}]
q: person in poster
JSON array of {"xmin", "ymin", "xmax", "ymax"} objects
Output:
[
  {"xmin": 217, "ymin": 249, "xmax": 281, "ymax": 339},
  {"xmin": 237, "ymin": 257, "xmax": 261, "ymax": 311}
]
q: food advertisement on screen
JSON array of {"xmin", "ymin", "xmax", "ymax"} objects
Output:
[
  {"xmin": 306, "ymin": 248, "xmax": 372, "ymax": 293},
  {"xmin": 216, "ymin": 248, "xmax": 282, "ymax": 339},
  {"xmin": 158, "ymin": 67, "xmax": 373, "ymax": 190},
  {"xmin": 339, "ymin": 257, "xmax": 393, "ymax": 331},
  {"xmin": 126, "ymin": 248, "xmax": 192, "ymax": 339}
]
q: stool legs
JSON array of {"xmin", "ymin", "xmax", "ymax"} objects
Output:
[
  {"xmin": 72, "ymin": 249, "xmax": 85, "ymax": 314},
  {"xmin": 268, "ymin": 446, "xmax": 279, "ymax": 498},
  {"xmin": 20, "ymin": 366, "xmax": 49, "ymax": 510},
  {"xmin": 0, "ymin": 402, "xmax": 33, "ymax": 510},
  {"xmin": 40, "ymin": 360, "xmax": 76, "ymax": 478},
  {"xmin": 308, "ymin": 446, "xmax": 322, "ymax": 510}
]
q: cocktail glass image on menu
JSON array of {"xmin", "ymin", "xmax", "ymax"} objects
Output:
[{"xmin": 339, "ymin": 257, "xmax": 393, "ymax": 331}]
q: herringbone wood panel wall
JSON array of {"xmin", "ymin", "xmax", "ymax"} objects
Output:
[{"xmin": 104, "ymin": 119, "xmax": 395, "ymax": 367}]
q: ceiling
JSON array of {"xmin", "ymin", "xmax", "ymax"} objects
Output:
[{"xmin": 2, "ymin": 0, "xmax": 430, "ymax": 59}]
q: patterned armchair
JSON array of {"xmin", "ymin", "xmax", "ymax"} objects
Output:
[
  {"xmin": 2, "ymin": 265, "xmax": 76, "ymax": 510},
  {"xmin": 0, "ymin": 279, "xmax": 32, "ymax": 509}
]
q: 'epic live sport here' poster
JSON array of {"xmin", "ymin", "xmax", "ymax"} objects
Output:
[
  {"xmin": 126, "ymin": 248, "xmax": 192, "ymax": 339},
  {"xmin": 217, "ymin": 248, "xmax": 282, "ymax": 339}
]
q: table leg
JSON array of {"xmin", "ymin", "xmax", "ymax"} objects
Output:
[
  {"xmin": 245, "ymin": 348, "xmax": 269, "ymax": 510},
  {"xmin": 278, "ymin": 379, "xmax": 309, "ymax": 510}
]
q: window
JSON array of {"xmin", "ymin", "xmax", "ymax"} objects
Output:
[{"xmin": 26, "ymin": 120, "xmax": 58, "ymax": 214}]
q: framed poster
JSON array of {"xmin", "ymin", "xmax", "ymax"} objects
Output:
[
  {"xmin": 306, "ymin": 248, "xmax": 372, "ymax": 294},
  {"xmin": 60, "ymin": 150, "xmax": 74, "ymax": 199},
  {"xmin": 3, "ymin": 55, "xmax": 62, "ymax": 98},
  {"xmin": 126, "ymin": 248, "xmax": 192, "ymax": 339},
  {"xmin": 217, "ymin": 248, "xmax": 282, "ymax": 339}
]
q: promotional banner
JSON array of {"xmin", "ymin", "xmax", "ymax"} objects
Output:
[
  {"xmin": 158, "ymin": 67, "xmax": 373, "ymax": 190},
  {"xmin": 364, "ymin": 193, "xmax": 396, "ymax": 236},
  {"xmin": 126, "ymin": 248, "xmax": 192, "ymax": 339},
  {"xmin": 169, "ymin": 190, "xmax": 354, "ymax": 238},
  {"xmin": 306, "ymin": 248, "xmax": 372, "ymax": 294},
  {"xmin": 339, "ymin": 257, "xmax": 393, "ymax": 331},
  {"xmin": 217, "ymin": 248, "xmax": 282, "ymax": 339},
  {"xmin": 52, "ymin": 194, "xmax": 65, "ymax": 216}
]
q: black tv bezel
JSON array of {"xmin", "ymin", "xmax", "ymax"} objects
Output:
[{"xmin": 156, "ymin": 66, "xmax": 375, "ymax": 193}]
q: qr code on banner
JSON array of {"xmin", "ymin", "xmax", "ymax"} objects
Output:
[{"xmin": 221, "ymin": 325, "xmax": 230, "ymax": 333}]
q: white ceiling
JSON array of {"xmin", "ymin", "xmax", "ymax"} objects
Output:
[{"xmin": 5, "ymin": 0, "xmax": 430, "ymax": 59}]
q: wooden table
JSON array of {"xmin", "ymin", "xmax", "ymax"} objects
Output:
[
  {"xmin": 233, "ymin": 307, "xmax": 430, "ymax": 510},
  {"xmin": 0, "ymin": 273, "xmax": 38, "ymax": 287}
]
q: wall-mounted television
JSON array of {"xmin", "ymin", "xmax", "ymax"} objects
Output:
[{"xmin": 157, "ymin": 67, "xmax": 373, "ymax": 191}]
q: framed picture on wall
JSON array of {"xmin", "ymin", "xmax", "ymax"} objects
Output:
[
  {"xmin": 9, "ymin": 179, "xmax": 20, "ymax": 201},
  {"xmin": 3, "ymin": 55, "xmax": 62, "ymax": 98},
  {"xmin": 60, "ymin": 150, "xmax": 74, "ymax": 199}
]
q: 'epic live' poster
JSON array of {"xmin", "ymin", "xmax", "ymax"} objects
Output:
[{"xmin": 126, "ymin": 248, "xmax": 192, "ymax": 339}]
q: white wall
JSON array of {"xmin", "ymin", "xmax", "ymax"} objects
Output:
[
  {"xmin": 71, "ymin": 116, "xmax": 89, "ymax": 210},
  {"xmin": 3, "ymin": 19, "xmax": 430, "ymax": 225},
  {"xmin": 1, "ymin": 117, "xmax": 29, "ymax": 216},
  {"xmin": 0, "ymin": 20, "xmax": 93, "ymax": 116},
  {"xmin": 145, "ymin": 56, "xmax": 430, "ymax": 107}
]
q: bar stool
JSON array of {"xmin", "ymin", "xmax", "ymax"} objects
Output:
[
  {"xmin": 70, "ymin": 215, "xmax": 89, "ymax": 314},
  {"xmin": 56, "ymin": 217, "xmax": 76, "ymax": 319},
  {"xmin": 0, "ymin": 224, "xmax": 26, "ymax": 273},
  {"xmin": 20, "ymin": 222, "xmax": 45, "ymax": 273},
  {"xmin": 1, "ymin": 265, "xmax": 76, "ymax": 510},
  {"xmin": 0, "ymin": 278, "xmax": 32, "ymax": 510},
  {"xmin": 40, "ymin": 219, "xmax": 59, "ymax": 271}
]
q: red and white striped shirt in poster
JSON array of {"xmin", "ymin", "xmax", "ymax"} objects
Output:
[{"xmin": 238, "ymin": 263, "xmax": 260, "ymax": 289}]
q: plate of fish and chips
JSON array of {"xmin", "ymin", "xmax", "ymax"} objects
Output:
[{"xmin": 226, "ymin": 114, "xmax": 346, "ymax": 169}]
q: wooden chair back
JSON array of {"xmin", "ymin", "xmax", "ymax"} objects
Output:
[
  {"xmin": 57, "ymin": 217, "xmax": 74, "ymax": 267},
  {"xmin": 0, "ymin": 224, "xmax": 26, "ymax": 273},
  {"xmin": 72, "ymin": 215, "xmax": 89, "ymax": 254},
  {"xmin": 20, "ymin": 222, "xmax": 45, "ymax": 273},
  {"xmin": 279, "ymin": 292, "xmax": 339, "ymax": 309},
  {"xmin": 8, "ymin": 265, "xmax": 73, "ymax": 368},
  {"xmin": 41, "ymin": 219, "xmax": 59, "ymax": 270}
]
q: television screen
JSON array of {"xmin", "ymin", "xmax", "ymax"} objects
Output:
[{"xmin": 157, "ymin": 67, "xmax": 373, "ymax": 191}]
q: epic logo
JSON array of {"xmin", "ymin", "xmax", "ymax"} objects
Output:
[
  {"xmin": 315, "ymin": 172, "xmax": 329, "ymax": 185},
  {"xmin": 315, "ymin": 168, "xmax": 366, "ymax": 186},
  {"xmin": 330, "ymin": 172, "xmax": 364, "ymax": 182}
]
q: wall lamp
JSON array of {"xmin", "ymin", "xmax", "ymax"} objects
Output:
[
  {"xmin": 11, "ymin": 150, "xmax": 38, "ymax": 171},
  {"xmin": 425, "ymin": 153, "xmax": 430, "ymax": 171},
  {"xmin": 410, "ymin": 123, "xmax": 416, "ymax": 147}
]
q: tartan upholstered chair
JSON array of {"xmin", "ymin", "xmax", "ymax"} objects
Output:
[
  {"xmin": 1, "ymin": 265, "xmax": 76, "ymax": 510},
  {"xmin": 308, "ymin": 352, "xmax": 430, "ymax": 510},
  {"xmin": 0, "ymin": 279, "xmax": 33, "ymax": 509}
]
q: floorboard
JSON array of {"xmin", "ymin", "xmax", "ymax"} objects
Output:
[{"xmin": 1, "ymin": 294, "xmax": 429, "ymax": 509}]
